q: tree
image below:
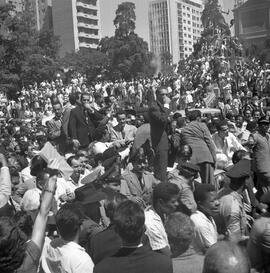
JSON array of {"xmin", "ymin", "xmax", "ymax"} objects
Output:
[
  {"xmin": 114, "ymin": 2, "xmax": 136, "ymax": 38},
  {"xmin": 99, "ymin": 2, "xmax": 152, "ymax": 80},
  {"xmin": 0, "ymin": 3, "xmax": 61, "ymax": 98},
  {"xmin": 60, "ymin": 48, "xmax": 109, "ymax": 83},
  {"xmin": 159, "ymin": 51, "xmax": 173, "ymax": 75}
]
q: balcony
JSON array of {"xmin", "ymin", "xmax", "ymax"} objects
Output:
[
  {"xmin": 77, "ymin": 12, "xmax": 97, "ymax": 19},
  {"xmin": 77, "ymin": 22, "xmax": 99, "ymax": 29},
  {"xmin": 78, "ymin": 32, "xmax": 99, "ymax": 39},
  {"xmin": 79, "ymin": 42, "xmax": 98, "ymax": 49},
  {"xmin": 77, "ymin": 1, "xmax": 97, "ymax": 10}
]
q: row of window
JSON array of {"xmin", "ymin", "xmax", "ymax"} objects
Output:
[
  {"xmin": 78, "ymin": 37, "xmax": 99, "ymax": 44},
  {"xmin": 78, "ymin": 27, "xmax": 98, "ymax": 35},
  {"xmin": 77, "ymin": 17, "xmax": 98, "ymax": 25},
  {"xmin": 77, "ymin": 6, "xmax": 97, "ymax": 16}
]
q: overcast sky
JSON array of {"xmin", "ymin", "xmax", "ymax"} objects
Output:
[{"xmin": 99, "ymin": 0, "xmax": 235, "ymax": 44}]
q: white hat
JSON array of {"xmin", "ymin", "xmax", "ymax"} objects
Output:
[{"xmin": 20, "ymin": 188, "xmax": 41, "ymax": 211}]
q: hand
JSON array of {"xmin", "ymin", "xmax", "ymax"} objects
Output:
[
  {"xmin": 72, "ymin": 139, "xmax": 80, "ymax": 149},
  {"xmin": 44, "ymin": 175, "xmax": 57, "ymax": 194},
  {"xmin": 0, "ymin": 153, "xmax": 7, "ymax": 167},
  {"xmin": 163, "ymin": 96, "xmax": 171, "ymax": 105}
]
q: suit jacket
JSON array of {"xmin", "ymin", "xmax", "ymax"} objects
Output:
[
  {"xmin": 89, "ymin": 224, "xmax": 122, "ymax": 265},
  {"xmin": 68, "ymin": 106, "xmax": 108, "ymax": 147},
  {"xmin": 181, "ymin": 121, "xmax": 216, "ymax": 164},
  {"xmin": 109, "ymin": 124, "xmax": 137, "ymax": 143},
  {"xmin": 94, "ymin": 246, "xmax": 173, "ymax": 273},
  {"xmin": 46, "ymin": 117, "xmax": 62, "ymax": 140},
  {"xmin": 148, "ymin": 101, "xmax": 170, "ymax": 151},
  {"xmin": 121, "ymin": 170, "xmax": 159, "ymax": 206}
]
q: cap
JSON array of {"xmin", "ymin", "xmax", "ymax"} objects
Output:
[
  {"xmin": 75, "ymin": 183, "xmax": 106, "ymax": 204},
  {"xmin": 178, "ymin": 162, "xmax": 200, "ymax": 177},
  {"xmin": 226, "ymin": 159, "xmax": 251, "ymax": 179},
  {"xmin": 258, "ymin": 116, "xmax": 270, "ymax": 125},
  {"xmin": 261, "ymin": 191, "xmax": 270, "ymax": 205},
  {"xmin": 98, "ymin": 164, "xmax": 121, "ymax": 185}
]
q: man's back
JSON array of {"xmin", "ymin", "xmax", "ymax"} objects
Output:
[
  {"xmin": 181, "ymin": 121, "xmax": 215, "ymax": 164},
  {"xmin": 42, "ymin": 238, "xmax": 94, "ymax": 273},
  {"xmin": 94, "ymin": 246, "xmax": 172, "ymax": 273}
]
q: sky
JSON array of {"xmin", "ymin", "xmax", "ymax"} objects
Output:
[{"xmin": 100, "ymin": 0, "xmax": 235, "ymax": 44}]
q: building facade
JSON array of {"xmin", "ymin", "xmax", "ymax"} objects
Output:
[
  {"xmin": 234, "ymin": 0, "xmax": 270, "ymax": 47},
  {"xmin": 52, "ymin": 0, "xmax": 101, "ymax": 57},
  {"xmin": 149, "ymin": 0, "xmax": 204, "ymax": 64}
]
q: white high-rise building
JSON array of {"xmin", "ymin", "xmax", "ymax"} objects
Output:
[
  {"xmin": 52, "ymin": 0, "xmax": 101, "ymax": 57},
  {"xmin": 149, "ymin": 0, "xmax": 204, "ymax": 64}
]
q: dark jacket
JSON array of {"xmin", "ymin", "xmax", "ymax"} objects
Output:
[
  {"xmin": 68, "ymin": 106, "xmax": 108, "ymax": 147},
  {"xmin": 94, "ymin": 245, "xmax": 173, "ymax": 273},
  {"xmin": 181, "ymin": 121, "xmax": 216, "ymax": 164},
  {"xmin": 148, "ymin": 101, "xmax": 170, "ymax": 151}
]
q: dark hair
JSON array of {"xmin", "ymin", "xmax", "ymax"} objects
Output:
[
  {"xmin": 69, "ymin": 93, "xmax": 77, "ymax": 105},
  {"xmin": 13, "ymin": 211, "xmax": 33, "ymax": 238},
  {"xmin": 232, "ymin": 150, "xmax": 248, "ymax": 165},
  {"xmin": 104, "ymin": 192, "xmax": 127, "ymax": 221},
  {"xmin": 172, "ymin": 112, "xmax": 182, "ymax": 120},
  {"xmin": 114, "ymin": 200, "xmax": 145, "ymax": 244},
  {"xmin": 203, "ymin": 241, "xmax": 250, "ymax": 273},
  {"xmin": 51, "ymin": 100, "xmax": 62, "ymax": 107},
  {"xmin": 216, "ymin": 120, "xmax": 228, "ymax": 131},
  {"xmin": 153, "ymin": 183, "xmax": 179, "ymax": 206},
  {"xmin": 30, "ymin": 155, "xmax": 47, "ymax": 176},
  {"xmin": 0, "ymin": 217, "xmax": 26, "ymax": 273},
  {"xmin": 188, "ymin": 110, "xmax": 201, "ymax": 121},
  {"xmin": 165, "ymin": 212, "xmax": 194, "ymax": 256},
  {"xmin": 93, "ymin": 125, "xmax": 108, "ymax": 141},
  {"xmin": 67, "ymin": 155, "xmax": 80, "ymax": 167},
  {"xmin": 194, "ymin": 184, "xmax": 216, "ymax": 204},
  {"xmin": 56, "ymin": 203, "xmax": 86, "ymax": 241}
]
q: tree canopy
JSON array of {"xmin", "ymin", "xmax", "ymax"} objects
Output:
[
  {"xmin": 99, "ymin": 1, "xmax": 152, "ymax": 80},
  {"xmin": 0, "ymin": 3, "xmax": 60, "ymax": 98}
]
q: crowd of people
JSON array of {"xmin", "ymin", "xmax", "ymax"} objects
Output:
[{"xmin": 0, "ymin": 51, "xmax": 270, "ymax": 273}]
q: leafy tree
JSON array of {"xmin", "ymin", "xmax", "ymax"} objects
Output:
[
  {"xmin": 114, "ymin": 2, "xmax": 136, "ymax": 38},
  {"xmin": 99, "ymin": 2, "xmax": 152, "ymax": 80},
  {"xmin": 159, "ymin": 51, "xmax": 173, "ymax": 75},
  {"xmin": 0, "ymin": 3, "xmax": 60, "ymax": 98},
  {"xmin": 60, "ymin": 48, "xmax": 109, "ymax": 83}
]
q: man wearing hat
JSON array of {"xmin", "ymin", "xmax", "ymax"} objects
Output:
[
  {"xmin": 247, "ymin": 191, "xmax": 270, "ymax": 272},
  {"xmin": 168, "ymin": 162, "xmax": 199, "ymax": 215},
  {"xmin": 219, "ymin": 159, "xmax": 250, "ymax": 242},
  {"xmin": 248, "ymin": 116, "xmax": 270, "ymax": 198}
]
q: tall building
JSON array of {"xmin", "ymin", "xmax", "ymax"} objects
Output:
[
  {"xmin": 234, "ymin": 0, "xmax": 270, "ymax": 47},
  {"xmin": 52, "ymin": 0, "xmax": 101, "ymax": 57},
  {"xmin": 234, "ymin": 0, "xmax": 247, "ymax": 8},
  {"xmin": 0, "ymin": 0, "xmax": 52, "ymax": 31},
  {"xmin": 149, "ymin": 0, "xmax": 204, "ymax": 64}
]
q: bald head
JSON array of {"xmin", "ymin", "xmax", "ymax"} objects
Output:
[{"xmin": 203, "ymin": 242, "xmax": 250, "ymax": 273}]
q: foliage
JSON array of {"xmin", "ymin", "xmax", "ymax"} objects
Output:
[
  {"xmin": 99, "ymin": 1, "xmax": 152, "ymax": 80},
  {"xmin": 60, "ymin": 48, "xmax": 109, "ymax": 83},
  {"xmin": 0, "ymin": 3, "xmax": 60, "ymax": 98},
  {"xmin": 159, "ymin": 51, "xmax": 173, "ymax": 75}
]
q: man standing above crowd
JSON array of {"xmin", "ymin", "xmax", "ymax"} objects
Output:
[
  {"xmin": 109, "ymin": 111, "xmax": 137, "ymax": 147},
  {"xmin": 181, "ymin": 110, "xmax": 216, "ymax": 184},
  {"xmin": 149, "ymin": 87, "xmax": 170, "ymax": 182},
  {"xmin": 68, "ymin": 93, "xmax": 109, "ymax": 149},
  {"xmin": 249, "ymin": 117, "xmax": 270, "ymax": 198}
]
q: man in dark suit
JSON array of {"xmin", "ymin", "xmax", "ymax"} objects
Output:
[
  {"xmin": 68, "ymin": 93, "xmax": 109, "ymax": 149},
  {"xmin": 181, "ymin": 110, "xmax": 216, "ymax": 184},
  {"xmin": 94, "ymin": 200, "xmax": 172, "ymax": 273},
  {"xmin": 148, "ymin": 87, "xmax": 170, "ymax": 182}
]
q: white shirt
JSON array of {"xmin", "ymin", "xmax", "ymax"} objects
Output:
[
  {"xmin": 144, "ymin": 206, "xmax": 169, "ymax": 251},
  {"xmin": 42, "ymin": 238, "xmax": 94, "ymax": 273},
  {"xmin": 191, "ymin": 210, "xmax": 218, "ymax": 254}
]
